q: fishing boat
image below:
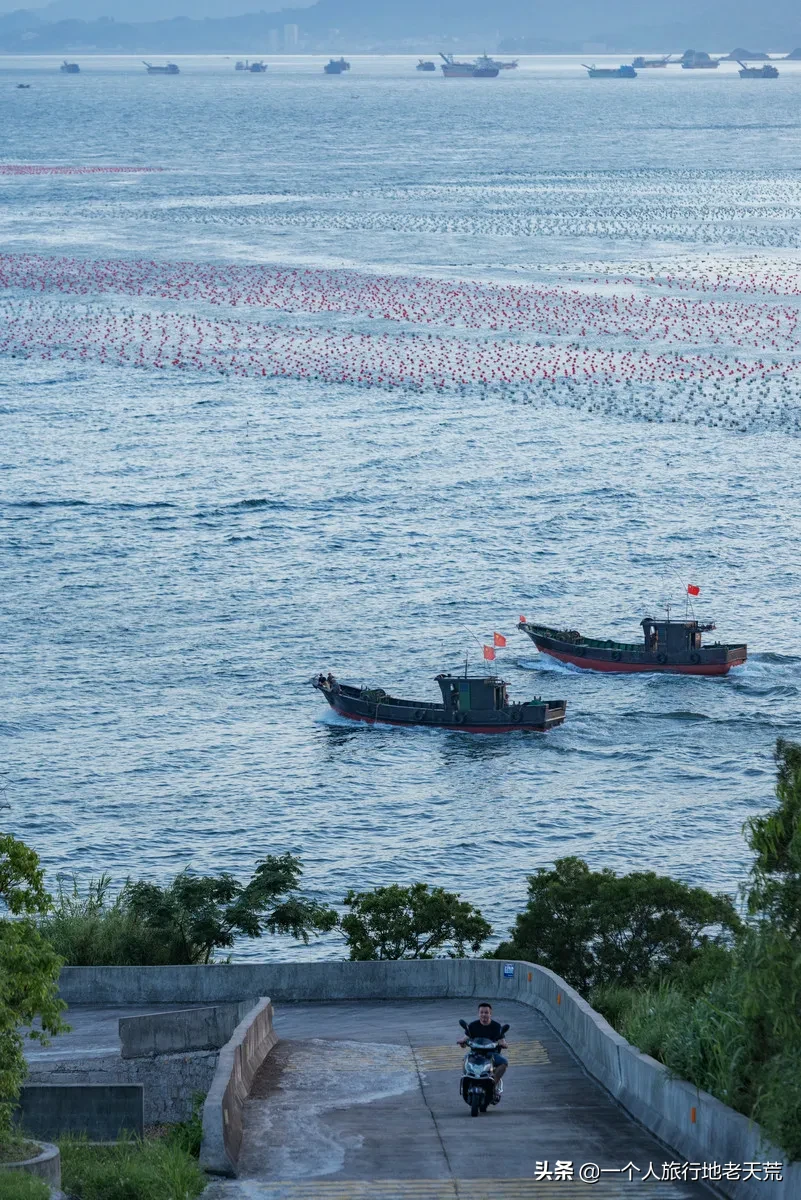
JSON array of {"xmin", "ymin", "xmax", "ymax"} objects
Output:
[
  {"xmin": 314, "ymin": 672, "xmax": 566, "ymax": 733},
  {"xmin": 143, "ymin": 62, "xmax": 180, "ymax": 74},
  {"xmin": 631, "ymin": 55, "xmax": 671, "ymax": 68},
  {"xmin": 583, "ymin": 63, "xmax": 637, "ymax": 78},
  {"xmin": 324, "ymin": 57, "xmax": 350, "ymax": 74},
  {"xmin": 416, "ymin": 59, "xmax": 436, "ymax": 71},
  {"xmin": 738, "ymin": 61, "xmax": 779, "ymax": 77},
  {"xmin": 60, "ymin": 61, "xmax": 80, "ymax": 74},
  {"xmin": 248, "ymin": 61, "xmax": 267, "ymax": 72},
  {"xmin": 440, "ymin": 53, "xmax": 499, "ymax": 78},
  {"xmin": 518, "ymin": 614, "xmax": 747, "ymax": 676}
]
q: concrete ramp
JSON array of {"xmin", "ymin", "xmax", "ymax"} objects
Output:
[{"xmin": 203, "ymin": 999, "xmax": 710, "ymax": 1200}]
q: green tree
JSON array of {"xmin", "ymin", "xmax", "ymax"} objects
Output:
[
  {"xmin": 341, "ymin": 883, "xmax": 491, "ymax": 960},
  {"xmin": 496, "ymin": 856, "xmax": 741, "ymax": 993},
  {"xmin": 0, "ymin": 835, "xmax": 66, "ymax": 1141},
  {"xmin": 44, "ymin": 854, "xmax": 338, "ymax": 966},
  {"xmin": 746, "ymin": 737, "xmax": 801, "ymax": 939}
]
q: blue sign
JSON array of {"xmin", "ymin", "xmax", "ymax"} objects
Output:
[{"xmin": 503, "ymin": 963, "xmax": 515, "ymax": 978}]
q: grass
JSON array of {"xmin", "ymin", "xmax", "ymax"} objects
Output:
[
  {"xmin": 0, "ymin": 1136, "xmax": 42, "ymax": 1164},
  {"xmin": 59, "ymin": 1136, "xmax": 206, "ymax": 1200},
  {"xmin": 0, "ymin": 1172, "xmax": 49, "ymax": 1200}
]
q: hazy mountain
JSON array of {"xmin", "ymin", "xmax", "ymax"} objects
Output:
[
  {"xmin": 37, "ymin": 0, "xmax": 310, "ymax": 17},
  {"xmin": 2, "ymin": 0, "xmax": 801, "ymax": 51}
]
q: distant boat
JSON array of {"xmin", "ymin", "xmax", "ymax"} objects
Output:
[
  {"xmin": 631, "ymin": 55, "xmax": 671, "ymax": 68},
  {"xmin": 738, "ymin": 61, "xmax": 779, "ymax": 77},
  {"xmin": 60, "ymin": 61, "xmax": 80, "ymax": 74},
  {"xmin": 440, "ymin": 53, "xmax": 499, "ymax": 78},
  {"xmin": 680, "ymin": 50, "xmax": 719, "ymax": 69},
  {"xmin": 490, "ymin": 57, "xmax": 518, "ymax": 69},
  {"xmin": 583, "ymin": 63, "xmax": 637, "ymax": 78},
  {"xmin": 416, "ymin": 59, "xmax": 436, "ymax": 71},
  {"xmin": 143, "ymin": 61, "xmax": 180, "ymax": 75},
  {"xmin": 248, "ymin": 61, "xmax": 267, "ymax": 72},
  {"xmin": 324, "ymin": 57, "xmax": 350, "ymax": 74}
]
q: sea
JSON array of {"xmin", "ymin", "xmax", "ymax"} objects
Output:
[{"xmin": 1, "ymin": 54, "xmax": 800, "ymax": 958}]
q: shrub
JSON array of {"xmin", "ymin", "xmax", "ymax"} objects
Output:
[
  {"xmin": 0, "ymin": 835, "xmax": 66, "ymax": 1142},
  {"xmin": 60, "ymin": 1137, "xmax": 205, "ymax": 1200},
  {"xmin": 495, "ymin": 855, "xmax": 741, "ymax": 993},
  {"xmin": 342, "ymin": 883, "xmax": 491, "ymax": 959},
  {"xmin": 42, "ymin": 854, "xmax": 338, "ymax": 965}
]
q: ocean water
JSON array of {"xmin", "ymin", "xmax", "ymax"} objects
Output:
[{"xmin": 2, "ymin": 55, "xmax": 800, "ymax": 958}]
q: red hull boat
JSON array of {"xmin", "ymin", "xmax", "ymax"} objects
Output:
[{"xmin": 518, "ymin": 616, "xmax": 747, "ymax": 676}]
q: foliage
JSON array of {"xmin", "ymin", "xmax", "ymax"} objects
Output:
[
  {"xmin": 162, "ymin": 1094, "xmax": 204, "ymax": 1159},
  {"xmin": 0, "ymin": 835, "xmax": 66, "ymax": 1141},
  {"xmin": 590, "ymin": 741, "xmax": 801, "ymax": 1161},
  {"xmin": 341, "ymin": 883, "xmax": 491, "ymax": 959},
  {"xmin": 495, "ymin": 855, "xmax": 741, "ymax": 993},
  {"xmin": 0, "ymin": 1170, "xmax": 49, "ymax": 1199},
  {"xmin": 42, "ymin": 854, "xmax": 338, "ymax": 966},
  {"xmin": 746, "ymin": 737, "xmax": 801, "ymax": 939},
  {"xmin": 60, "ymin": 1136, "xmax": 205, "ymax": 1200}
]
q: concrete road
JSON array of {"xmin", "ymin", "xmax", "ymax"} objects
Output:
[
  {"xmin": 24, "ymin": 1004, "xmax": 205, "ymax": 1063},
  {"xmin": 203, "ymin": 999, "xmax": 712, "ymax": 1200}
]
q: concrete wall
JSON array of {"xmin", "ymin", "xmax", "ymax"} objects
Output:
[
  {"xmin": 199, "ymin": 997, "xmax": 277, "ymax": 1177},
  {"xmin": 26, "ymin": 1049, "xmax": 217, "ymax": 1125},
  {"xmin": 59, "ymin": 962, "xmax": 801, "ymax": 1199},
  {"xmin": 119, "ymin": 1000, "xmax": 255, "ymax": 1058},
  {"xmin": 18, "ymin": 1084, "xmax": 143, "ymax": 1142}
]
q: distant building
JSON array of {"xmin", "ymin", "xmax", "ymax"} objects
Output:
[
  {"xmin": 268, "ymin": 28, "xmax": 280, "ymax": 53},
  {"xmin": 283, "ymin": 24, "xmax": 299, "ymax": 50}
]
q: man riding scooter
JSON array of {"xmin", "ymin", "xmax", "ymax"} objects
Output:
[{"xmin": 458, "ymin": 1001, "xmax": 509, "ymax": 1104}]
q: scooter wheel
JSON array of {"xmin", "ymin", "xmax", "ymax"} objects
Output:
[{"xmin": 470, "ymin": 1097, "xmax": 480, "ymax": 1117}]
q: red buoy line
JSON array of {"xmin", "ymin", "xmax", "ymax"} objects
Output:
[
  {"xmin": 2, "ymin": 254, "xmax": 801, "ymax": 352},
  {"xmin": 1, "ymin": 253, "xmax": 800, "ymax": 433},
  {"xmin": 0, "ymin": 165, "xmax": 163, "ymax": 175}
]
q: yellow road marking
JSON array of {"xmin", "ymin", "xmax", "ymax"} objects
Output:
[
  {"xmin": 414, "ymin": 1040, "xmax": 550, "ymax": 1070},
  {"xmin": 218, "ymin": 1180, "xmax": 697, "ymax": 1198}
]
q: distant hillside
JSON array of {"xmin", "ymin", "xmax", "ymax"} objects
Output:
[{"xmin": 2, "ymin": 0, "xmax": 801, "ymax": 52}]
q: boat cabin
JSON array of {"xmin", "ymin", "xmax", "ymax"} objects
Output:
[
  {"xmin": 640, "ymin": 617, "xmax": 716, "ymax": 654},
  {"xmin": 435, "ymin": 673, "xmax": 509, "ymax": 714}
]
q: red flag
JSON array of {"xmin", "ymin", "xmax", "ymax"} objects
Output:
[
  {"xmin": 519, "ymin": 614, "xmax": 526, "ymax": 624},
  {"xmin": 493, "ymin": 632, "xmax": 507, "ymax": 648},
  {"xmin": 687, "ymin": 584, "xmax": 700, "ymax": 597},
  {"xmin": 483, "ymin": 645, "xmax": 496, "ymax": 661}
]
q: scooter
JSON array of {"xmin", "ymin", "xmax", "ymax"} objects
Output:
[{"xmin": 458, "ymin": 1018, "xmax": 509, "ymax": 1117}]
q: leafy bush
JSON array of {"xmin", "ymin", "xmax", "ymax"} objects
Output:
[
  {"xmin": 0, "ymin": 835, "xmax": 66, "ymax": 1141},
  {"xmin": 42, "ymin": 854, "xmax": 338, "ymax": 965},
  {"xmin": 495, "ymin": 855, "xmax": 741, "ymax": 992},
  {"xmin": 594, "ymin": 741, "xmax": 801, "ymax": 1161},
  {"xmin": 60, "ymin": 1137, "xmax": 205, "ymax": 1200},
  {"xmin": 342, "ymin": 883, "xmax": 491, "ymax": 959},
  {"xmin": 0, "ymin": 1171, "xmax": 49, "ymax": 1199}
]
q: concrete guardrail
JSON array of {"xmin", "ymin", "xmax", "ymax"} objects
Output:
[
  {"xmin": 119, "ymin": 999, "xmax": 256, "ymax": 1058},
  {"xmin": 59, "ymin": 961, "xmax": 800, "ymax": 1197},
  {"xmin": 198, "ymin": 996, "xmax": 277, "ymax": 1177}
]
